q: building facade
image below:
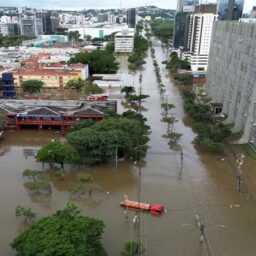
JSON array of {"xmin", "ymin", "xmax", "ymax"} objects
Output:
[
  {"xmin": 20, "ymin": 15, "xmax": 43, "ymax": 37},
  {"xmin": 12, "ymin": 63, "xmax": 89, "ymax": 89},
  {"xmin": 114, "ymin": 31, "xmax": 134, "ymax": 53},
  {"xmin": 0, "ymin": 23, "xmax": 20, "ymax": 36},
  {"xmin": 182, "ymin": 13, "xmax": 217, "ymax": 71},
  {"xmin": 217, "ymin": 0, "xmax": 244, "ymax": 20},
  {"xmin": 0, "ymin": 99, "xmax": 117, "ymax": 132},
  {"xmin": 206, "ymin": 21, "xmax": 256, "ymax": 147},
  {"xmin": 173, "ymin": 12, "xmax": 190, "ymax": 49},
  {"xmin": 127, "ymin": 8, "xmax": 136, "ymax": 28},
  {"xmin": 176, "ymin": 0, "xmax": 199, "ymax": 12},
  {"xmin": 41, "ymin": 11, "xmax": 60, "ymax": 34}
]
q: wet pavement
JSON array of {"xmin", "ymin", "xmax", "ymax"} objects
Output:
[{"xmin": 0, "ymin": 38, "xmax": 256, "ymax": 256}]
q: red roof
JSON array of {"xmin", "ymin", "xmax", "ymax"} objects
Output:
[{"xmin": 70, "ymin": 63, "xmax": 86, "ymax": 69}]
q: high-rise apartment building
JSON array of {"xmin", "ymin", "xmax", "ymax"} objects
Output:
[
  {"xmin": 176, "ymin": 0, "xmax": 199, "ymax": 12},
  {"xmin": 182, "ymin": 12, "xmax": 217, "ymax": 71},
  {"xmin": 217, "ymin": 0, "xmax": 244, "ymax": 20},
  {"xmin": 206, "ymin": 21, "xmax": 256, "ymax": 148},
  {"xmin": 127, "ymin": 8, "xmax": 136, "ymax": 28}
]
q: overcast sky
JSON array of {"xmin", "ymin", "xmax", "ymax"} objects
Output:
[{"xmin": 0, "ymin": 0, "xmax": 254, "ymax": 13}]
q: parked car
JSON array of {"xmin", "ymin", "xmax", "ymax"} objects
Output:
[{"xmin": 87, "ymin": 94, "xmax": 108, "ymax": 101}]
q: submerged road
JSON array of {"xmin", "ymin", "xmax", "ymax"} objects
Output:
[
  {"xmin": 118, "ymin": 36, "xmax": 256, "ymax": 256},
  {"xmin": 0, "ymin": 38, "xmax": 256, "ymax": 256}
]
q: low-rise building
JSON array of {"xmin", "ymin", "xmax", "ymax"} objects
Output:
[
  {"xmin": 115, "ymin": 31, "xmax": 134, "ymax": 53},
  {"xmin": 68, "ymin": 25, "xmax": 131, "ymax": 39},
  {"xmin": 0, "ymin": 99, "xmax": 117, "ymax": 132},
  {"xmin": 12, "ymin": 57, "xmax": 89, "ymax": 89}
]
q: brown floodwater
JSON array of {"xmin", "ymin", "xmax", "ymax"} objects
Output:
[{"xmin": 1, "ymin": 38, "xmax": 256, "ymax": 256}]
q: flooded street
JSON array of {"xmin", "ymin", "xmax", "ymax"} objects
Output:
[{"xmin": 1, "ymin": 38, "xmax": 256, "ymax": 256}]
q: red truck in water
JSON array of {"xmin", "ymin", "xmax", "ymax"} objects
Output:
[{"xmin": 87, "ymin": 94, "xmax": 109, "ymax": 101}]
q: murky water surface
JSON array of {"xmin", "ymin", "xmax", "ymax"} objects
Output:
[{"xmin": 1, "ymin": 39, "xmax": 256, "ymax": 256}]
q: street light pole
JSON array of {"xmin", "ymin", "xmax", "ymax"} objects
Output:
[
  {"xmin": 195, "ymin": 214, "xmax": 205, "ymax": 242},
  {"xmin": 115, "ymin": 145, "xmax": 118, "ymax": 168},
  {"xmin": 236, "ymin": 153, "xmax": 244, "ymax": 192}
]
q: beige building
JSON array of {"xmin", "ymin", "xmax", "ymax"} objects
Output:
[{"xmin": 13, "ymin": 63, "xmax": 89, "ymax": 89}]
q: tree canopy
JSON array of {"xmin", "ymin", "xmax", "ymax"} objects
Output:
[
  {"xmin": 105, "ymin": 42, "xmax": 115, "ymax": 53},
  {"xmin": 22, "ymin": 169, "xmax": 42, "ymax": 182},
  {"xmin": 67, "ymin": 113, "xmax": 150, "ymax": 165},
  {"xmin": 68, "ymin": 50, "xmax": 119, "ymax": 75},
  {"xmin": 15, "ymin": 205, "xmax": 36, "ymax": 223},
  {"xmin": 35, "ymin": 141, "xmax": 80, "ymax": 168},
  {"xmin": 174, "ymin": 73, "xmax": 193, "ymax": 86},
  {"xmin": 66, "ymin": 78, "xmax": 86, "ymax": 91},
  {"xmin": 166, "ymin": 53, "xmax": 191, "ymax": 71},
  {"xmin": 151, "ymin": 20, "xmax": 173, "ymax": 44},
  {"xmin": 122, "ymin": 241, "xmax": 145, "ymax": 256},
  {"xmin": 121, "ymin": 86, "xmax": 136, "ymax": 98},
  {"xmin": 181, "ymin": 88, "xmax": 232, "ymax": 153},
  {"xmin": 128, "ymin": 34, "xmax": 149, "ymax": 70},
  {"xmin": 84, "ymin": 83, "xmax": 103, "ymax": 95},
  {"xmin": 22, "ymin": 79, "xmax": 44, "ymax": 94},
  {"xmin": 11, "ymin": 202, "xmax": 107, "ymax": 256},
  {"xmin": 0, "ymin": 35, "xmax": 35, "ymax": 47}
]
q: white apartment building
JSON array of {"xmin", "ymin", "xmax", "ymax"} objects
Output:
[
  {"xmin": 114, "ymin": 31, "xmax": 134, "ymax": 53},
  {"xmin": 182, "ymin": 13, "xmax": 217, "ymax": 71}
]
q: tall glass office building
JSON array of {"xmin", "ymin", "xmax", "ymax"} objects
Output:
[
  {"xmin": 177, "ymin": 0, "xmax": 199, "ymax": 12},
  {"xmin": 217, "ymin": 0, "xmax": 244, "ymax": 20}
]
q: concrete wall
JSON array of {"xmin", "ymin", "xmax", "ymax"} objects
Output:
[{"xmin": 206, "ymin": 21, "xmax": 256, "ymax": 147}]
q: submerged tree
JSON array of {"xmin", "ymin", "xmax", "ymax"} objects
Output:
[
  {"xmin": 161, "ymin": 103, "xmax": 175, "ymax": 118},
  {"xmin": 24, "ymin": 181, "xmax": 51, "ymax": 194},
  {"xmin": 15, "ymin": 205, "xmax": 36, "ymax": 223},
  {"xmin": 67, "ymin": 117, "xmax": 150, "ymax": 165},
  {"xmin": 66, "ymin": 78, "xmax": 86, "ymax": 91},
  {"xmin": 84, "ymin": 83, "xmax": 103, "ymax": 95},
  {"xmin": 121, "ymin": 86, "xmax": 136, "ymax": 99},
  {"xmin": 22, "ymin": 169, "xmax": 42, "ymax": 182},
  {"xmin": 35, "ymin": 141, "xmax": 80, "ymax": 169},
  {"xmin": 121, "ymin": 240, "xmax": 145, "ymax": 256},
  {"xmin": 11, "ymin": 202, "xmax": 107, "ymax": 256},
  {"xmin": 22, "ymin": 79, "xmax": 44, "ymax": 94}
]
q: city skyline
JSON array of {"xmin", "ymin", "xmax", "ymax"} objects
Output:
[{"xmin": 0, "ymin": 0, "xmax": 254, "ymax": 12}]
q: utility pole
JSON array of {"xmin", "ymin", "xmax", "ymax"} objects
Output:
[
  {"xmin": 179, "ymin": 146, "xmax": 183, "ymax": 179},
  {"xmin": 136, "ymin": 62, "xmax": 143, "ymax": 256},
  {"xmin": 195, "ymin": 214, "xmax": 205, "ymax": 242},
  {"xmin": 115, "ymin": 145, "xmax": 118, "ymax": 168}
]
